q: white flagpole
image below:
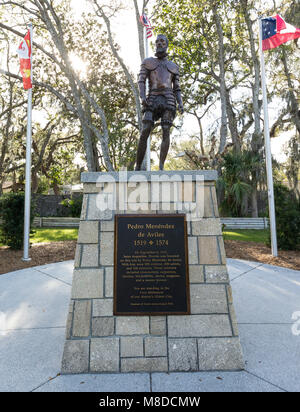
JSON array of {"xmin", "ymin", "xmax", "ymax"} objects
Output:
[
  {"xmin": 145, "ymin": 27, "xmax": 151, "ymax": 171},
  {"xmin": 259, "ymin": 18, "xmax": 278, "ymax": 257},
  {"xmin": 22, "ymin": 22, "xmax": 33, "ymax": 262}
]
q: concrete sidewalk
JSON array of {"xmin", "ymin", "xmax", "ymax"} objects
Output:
[{"xmin": 0, "ymin": 259, "xmax": 299, "ymax": 392}]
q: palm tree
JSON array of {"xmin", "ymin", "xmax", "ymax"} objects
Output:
[{"xmin": 217, "ymin": 149, "xmax": 261, "ymax": 217}]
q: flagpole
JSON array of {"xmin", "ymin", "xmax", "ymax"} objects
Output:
[
  {"xmin": 145, "ymin": 27, "xmax": 151, "ymax": 171},
  {"xmin": 22, "ymin": 22, "xmax": 33, "ymax": 262},
  {"xmin": 259, "ymin": 18, "xmax": 278, "ymax": 257}
]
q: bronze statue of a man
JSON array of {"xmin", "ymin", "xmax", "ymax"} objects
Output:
[{"xmin": 135, "ymin": 34, "xmax": 184, "ymax": 171}]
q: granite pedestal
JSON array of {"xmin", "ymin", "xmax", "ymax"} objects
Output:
[{"xmin": 61, "ymin": 171, "xmax": 244, "ymax": 373}]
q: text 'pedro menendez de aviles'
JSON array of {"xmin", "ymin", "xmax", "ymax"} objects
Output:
[{"xmin": 135, "ymin": 34, "xmax": 184, "ymax": 171}]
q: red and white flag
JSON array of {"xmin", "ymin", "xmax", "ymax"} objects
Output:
[
  {"xmin": 140, "ymin": 14, "xmax": 153, "ymax": 39},
  {"xmin": 17, "ymin": 30, "xmax": 32, "ymax": 90},
  {"xmin": 262, "ymin": 14, "xmax": 300, "ymax": 51}
]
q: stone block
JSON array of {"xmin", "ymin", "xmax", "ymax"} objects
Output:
[
  {"xmin": 71, "ymin": 269, "xmax": 103, "ymax": 299},
  {"xmin": 86, "ymin": 193, "xmax": 113, "ymax": 221},
  {"xmin": 227, "ymin": 285, "xmax": 233, "ymax": 305},
  {"xmin": 92, "ymin": 317, "xmax": 115, "ymax": 337},
  {"xmin": 159, "ymin": 203, "xmax": 177, "ymax": 212},
  {"xmin": 197, "ymin": 338, "xmax": 244, "ymax": 370},
  {"xmin": 100, "ymin": 232, "xmax": 114, "ymax": 266},
  {"xmin": 90, "ymin": 338, "xmax": 120, "ymax": 373},
  {"xmin": 168, "ymin": 338, "xmax": 198, "ymax": 372},
  {"xmin": 179, "ymin": 202, "xmax": 198, "ymax": 216},
  {"xmin": 198, "ymin": 237, "xmax": 220, "ymax": 264},
  {"xmin": 191, "ymin": 218, "xmax": 222, "ymax": 236},
  {"xmin": 150, "ymin": 181, "xmax": 160, "ymax": 203},
  {"xmin": 203, "ymin": 186, "xmax": 214, "ymax": 218},
  {"xmin": 150, "ymin": 180, "xmax": 183, "ymax": 203},
  {"xmin": 78, "ymin": 221, "xmax": 99, "ymax": 244},
  {"xmin": 61, "ymin": 340, "xmax": 89, "ymax": 374},
  {"xmin": 186, "ymin": 221, "xmax": 191, "ymax": 235},
  {"xmin": 93, "ymin": 299, "xmax": 113, "ymax": 317},
  {"xmin": 227, "ymin": 285, "xmax": 239, "ymax": 336},
  {"xmin": 83, "ymin": 183, "xmax": 103, "ymax": 193},
  {"xmin": 74, "ymin": 245, "xmax": 81, "ymax": 268},
  {"xmin": 189, "ymin": 265, "xmax": 204, "ymax": 283},
  {"xmin": 121, "ymin": 337, "xmax": 144, "ymax": 358},
  {"xmin": 229, "ymin": 303, "xmax": 239, "ymax": 336},
  {"xmin": 127, "ymin": 182, "xmax": 150, "ymax": 203},
  {"xmin": 100, "ymin": 221, "xmax": 114, "ymax": 232},
  {"xmin": 211, "ymin": 186, "xmax": 220, "ymax": 217},
  {"xmin": 81, "ymin": 244, "xmax": 99, "ymax": 267},
  {"xmin": 116, "ymin": 317, "xmax": 149, "ymax": 335},
  {"xmin": 126, "ymin": 204, "xmax": 153, "ymax": 213},
  {"xmin": 69, "ymin": 300, "xmax": 75, "ymax": 311},
  {"xmin": 190, "ymin": 284, "xmax": 228, "ymax": 314},
  {"xmin": 164, "ymin": 180, "xmax": 183, "ymax": 203},
  {"xmin": 65, "ymin": 300, "xmax": 75, "ymax": 339},
  {"xmin": 150, "ymin": 316, "xmax": 166, "ymax": 335},
  {"xmin": 188, "ymin": 237, "xmax": 198, "ymax": 265},
  {"xmin": 182, "ymin": 181, "xmax": 195, "ymax": 202},
  {"xmin": 80, "ymin": 194, "xmax": 88, "ymax": 220},
  {"xmin": 105, "ymin": 267, "xmax": 114, "ymax": 298},
  {"xmin": 218, "ymin": 236, "xmax": 227, "ymax": 264},
  {"xmin": 121, "ymin": 357, "xmax": 168, "ymax": 373},
  {"xmin": 168, "ymin": 315, "xmax": 232, "ymax": 338},
  {"xmin": 65, "ymin": 311, "xmax": 73, "ymax": 340},
  {"xmin": 72, "ymin": 300, "xmax": 91, "ymax": 337},
  {"xmin": 205, "ymin": 266, "xmax": 229, "ymax": 283},
  {"xmin": 145, "ymin": 337, "xmax": 167, "ymax": 357}
]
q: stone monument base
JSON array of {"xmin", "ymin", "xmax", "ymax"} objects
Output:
[{"xmin": 61, "ymin": 171, "xmax": 244, "ymax": 373}]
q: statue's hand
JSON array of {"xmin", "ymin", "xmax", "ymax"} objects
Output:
[
  {"xmin": 141, "ymin": 97, "xmax": 149, "ymax": 108},
  {"xmin": 178, "ymin": 104, "xmax": 184, "ymax": 114}
]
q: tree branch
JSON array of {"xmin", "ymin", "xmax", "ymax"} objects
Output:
[{"xmin": 0, "ymin": 69, "xmax": 78, "ymax": 113}]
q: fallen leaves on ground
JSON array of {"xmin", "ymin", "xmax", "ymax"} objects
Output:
[
  {"xmin": 224, "ymin": 240, "xmax": 300, "ymax": 271},
  {"xmin": 0, "ymin": 241, "xmax": 76, "ymax": 275}
]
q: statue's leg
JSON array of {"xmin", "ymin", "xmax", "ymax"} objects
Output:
[
  {"xmin": 159, "ymin": 124, "xmax": 171, "ymax": 171},
  {"xmin": 159, "ymin": 111, "xmax": 174, "ymax": 171},
  {"xmin": 135, "ymin": 120, "xmax": 153, "ymax": 171}
]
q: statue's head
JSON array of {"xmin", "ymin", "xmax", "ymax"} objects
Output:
[{"xmin": 155, "ymin": 34, "xmax": 168, "ymax": 58}]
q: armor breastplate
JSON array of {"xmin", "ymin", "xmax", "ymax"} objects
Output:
[
  {"xmin": 149, "ymin": 63, "xmax": 174, "ymax": 91},
  {"xmin": 139, "ymin": 57, "xmax": 180, "ymax": 94}
]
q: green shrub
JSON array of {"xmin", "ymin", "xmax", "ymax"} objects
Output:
[
  {"xmin": 0, "ymin": 193, "xmax": 35, "ymax": 250},
  {"xmin": 267, "ymin": 184, "xmax": 300, "ymax": 250},
  {"xmin": 60, "ymin": 195, "xmax": 83, "ymax": 217}
]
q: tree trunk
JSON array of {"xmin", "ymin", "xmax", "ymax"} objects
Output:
[
  {"xmin": 94, "ymin": 1, "xmax": 143, "ymax": 132},
  {"xmin": 251, "ymin": 180, "xmax": 258, "ymax": 217},
  {"xmin": 53, "ymin": 182, "xmax": 60, "ymax": 196},
  {"xmin": 242, "ymin": 1, "xmax": 262, "ymax": 218},
  {"xmin": 133, "ymin": 0, "xmax": 145, "ymax": 62},
  {"xmin": 212, "ymin": 5, "xmax": 228, "ymax": 154},
  {"xmin": 31, "ymin": 172, "xmax": 39, "ymax": 194},
  {"xmin": 281, "ymin": 47, "xmax": 300, "ymax": 135},
  {"xmin": 33, "ymin": 0, "xmax": 114, "ymax": 172},
  {"xmin": 83, "ymin": 101, "xmax": 101, "ymax": 172},
  {"xmin": 242, "ymin": 193, "xmax": 249, "ymax": 216},
  {"xmin": 225, "ymin": 91, "xmax": 241, "ymax": 152}
]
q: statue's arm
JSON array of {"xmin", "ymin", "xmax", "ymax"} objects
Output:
[
  {"xmin": 173, "ymin": 73, "xmax": 184, "ymax": 114},
  {"xmin": 138, "ymin": 63, "xmax": 149, "ymax": 107}
]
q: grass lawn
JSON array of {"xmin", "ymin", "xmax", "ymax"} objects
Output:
[
  {"xmin": 223, "ymin": 229, "xmax": 269, "ymax": 244},
  {"xmin": 31, "ymin": 227, "xmax": 79, "ymax": 243},
  {"xmin": 0, "ymin": 227, "xmax": 78, "ymax": 246},
  {"xmin": 1, "ymin": 227, "xmax": 269, "ymax": 246}
]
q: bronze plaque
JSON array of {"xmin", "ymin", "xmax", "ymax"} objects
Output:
[{"xmin": 114, "ymin": 214, "xmax": 190, "ymax": 316}]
